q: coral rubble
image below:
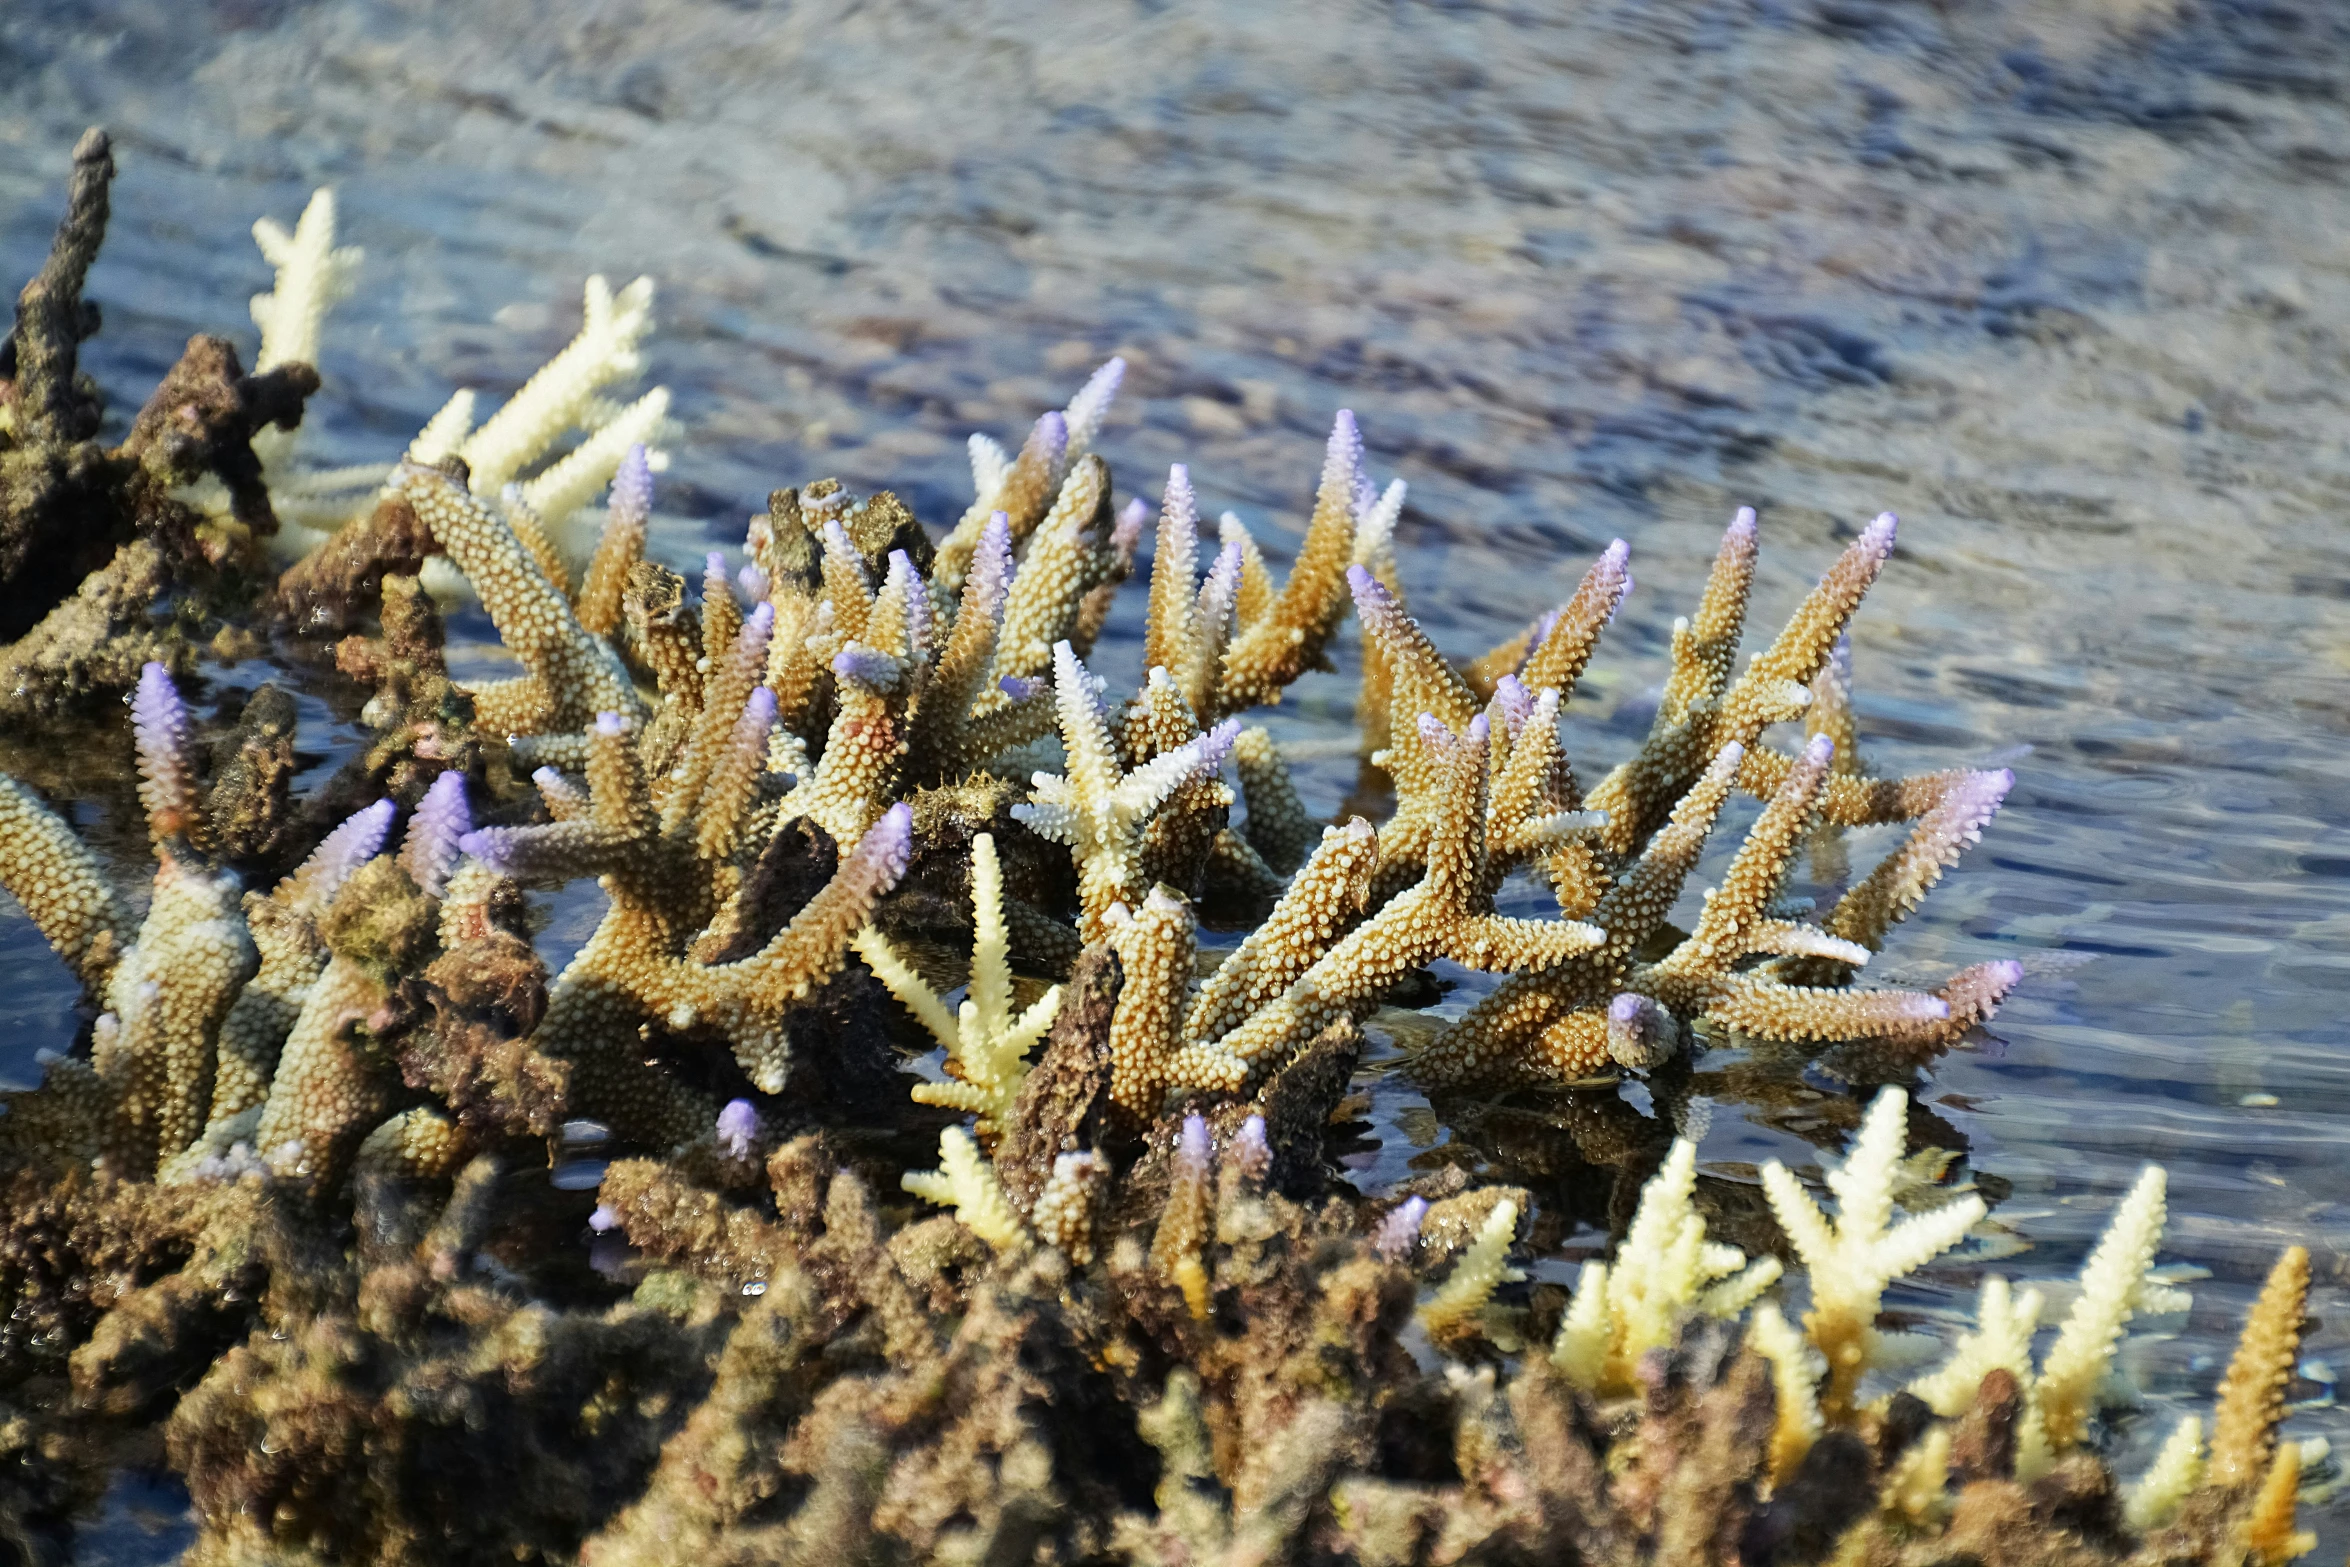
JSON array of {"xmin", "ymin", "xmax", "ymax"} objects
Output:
[{"xmin": 0, "ymin": 135, "xmax": 2320, "ymax": 1567}]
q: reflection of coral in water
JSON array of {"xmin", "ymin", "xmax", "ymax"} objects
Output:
[{"xmin": 0, "ymin": 137, "xmax": 2318, "ymax": 1566}]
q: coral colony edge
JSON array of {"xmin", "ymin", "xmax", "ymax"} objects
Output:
[{"xmin": 0, "ymin": 131, "xmax": 2317, "ymax": 1567}]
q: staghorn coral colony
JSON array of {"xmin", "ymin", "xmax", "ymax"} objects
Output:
[{"xmin": 0, "ymin": 135, "xmax": 2324, "ymax": 1567}]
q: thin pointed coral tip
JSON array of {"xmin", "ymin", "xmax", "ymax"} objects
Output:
[
  {"xmin": 612, "ymin": 442, "xmax": 653, "ymax": 517},
  {"xmin": 401, "ymin": 771, "xmax": 472, "ymax": 898},
  {"xmin": 1330, "ymin": 407, "xmax": 1361, "ymax": 457}
]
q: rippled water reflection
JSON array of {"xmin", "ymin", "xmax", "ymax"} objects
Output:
[{"xmin": 6, "ymin": 0, "xmax": 2350, "ymax": 1550}]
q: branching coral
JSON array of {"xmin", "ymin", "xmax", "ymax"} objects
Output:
[
  {"xmin": 1552, "ymin": 1137, "xmax": 1782, "ymax": 1395},
  {"xmin": 0, "ymin": 155, "xmax": 2309, "ymax": 1567},
  {"xmin": 0, "ymin": 133, "xmax": 320, "ymax": 706},
  {"xmin": 1763, "ymin": 1087, "xmax": 1988, "ymax": 1420},
  {"xmin": 857, "ymin": 831, "xmax": 1061, "ymax": 1137}
]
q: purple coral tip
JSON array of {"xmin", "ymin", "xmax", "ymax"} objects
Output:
[
  {"xmin": 455, "ymin": 828, "xmax": 509, "ymax": 874},
  {"xmin": 1861, "ymin": 511, "xmax": 1897, "ymax": 552},
  {"xmin": 737, "ymin": 564, "xmax": 771, "ymax": 603},
  {"xmin": 1415, "ymin": 712, "xmax": 1454, "ymax": 748},
  {"xmin": 134, "ymin": 660, "xmax": 176, "ymax": 708},
  {"xmin": 716, "ymin": 1098, "xmax": 759, "ymax": 1159},
  {"xmin": 1804, "ymin": 732, "xmax": 1836, "ymax": 766},
  {"xmin": 1231, "ymin": 1114, "xmax": 1271, "ymax": 1181},
  {"xmin": 611, "ymin": 443, "xmax": 653, "ymax": 520},
  {"xmin": 1176, "ymin": 1113, "xmax": 1211, "ymax": 1178},
  {"xmin": 302, "ymin": 798, "xmax": 398, "ymax": 903},
  {"xmin": 833, "ymin": 645, "xmax": 899, "ymax": 687},
  {"xmin": 1728, "ymin": 506, "xmax": 1758, "ymax": 540},
  {"xmin": 746, "ymin": 600, "xmax": 776, "ymax": 636},
  {"xmin": 1344, "ymin": 563, "xmax": 1393, "ymax": 613},
  {"xmin": 588, "ymin": 1204, "xmax": 620, "ymax": 1234},
  {"xmin": 1082, "ymin": 356, "xmax": 1126, "ymax": 398},
  {"xmin": 855, "ymin": 802, "xmax": 915, "ymax": 882},
  {"xmin": 1113, "ymin": 496, "xmax": 1147, "ymax": 553},
  {"xmin": 1466, "ymin": 712, "xmax": 1490, "ymax": 746},
  {"xmin": 594, "ymin": 712, "xmax": 628, "ymax": 739},
  {"xmin": 1606, "ymin": 992, "xmax": 1679, "ymax": 1069},
  {"xmin": 997, "ymin": 675, "xmax": 1044, "ymax": 702},
  {"xmin": 400, "ymin": 771, "xmax": 472, "ymax": 898},
  {"xmin": 1374, "ymin": 1196, "xmax": 1428, "ymax": 1262}
]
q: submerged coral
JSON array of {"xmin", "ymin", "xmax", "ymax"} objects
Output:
[{"xmin": 0, "ymin": 136, "xmax": 2322, "ymax": 1567}]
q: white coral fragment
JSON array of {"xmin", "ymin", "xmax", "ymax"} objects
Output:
[
  {"xmin": 858, "ymin": 833, "xmax": 1061, "ymax": 1137},
  {"xmin": 902, "ymin": 1125, "xmax": 1030, "ymax": 1255}
]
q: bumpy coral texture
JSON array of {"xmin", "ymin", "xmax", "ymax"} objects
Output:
[{"xmin": 0, "ymin": 143, "xmax": 2305, "ymax": 1567}]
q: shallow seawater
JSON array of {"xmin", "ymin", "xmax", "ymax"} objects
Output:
[{"xmin": 6, "ymin": 0, "xmax": 2350, "ymax": 1551}]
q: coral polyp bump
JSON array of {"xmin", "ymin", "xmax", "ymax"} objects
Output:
[{"xmin": 0, "ymin": 136, "xmax": 2316, "ymax": 1567}]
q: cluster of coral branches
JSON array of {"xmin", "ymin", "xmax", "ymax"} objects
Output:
[{"xmin": 0, "ymin": 137, "xmax": 2321, "ymax": 1567}]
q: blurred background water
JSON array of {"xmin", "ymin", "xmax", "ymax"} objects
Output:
[{"xmin": 6, "ymin": 0, "xmax": 2350, "ymax": 1554}]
